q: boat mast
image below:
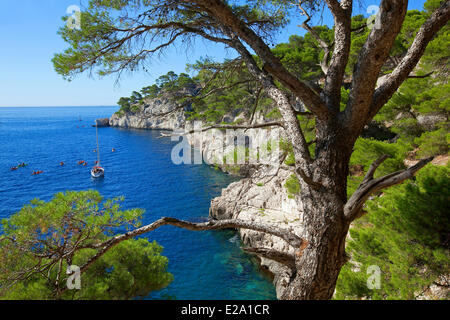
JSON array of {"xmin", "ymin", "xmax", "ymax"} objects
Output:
[{"xmin": 95, "ymin": 120, "xmax": 101, "ymax": 166}]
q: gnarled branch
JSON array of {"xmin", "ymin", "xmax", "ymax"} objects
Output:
[
  {"xmin": 362, "ymin": 154, "xmax": 389, "ymax": 183},
  {"xmin": 158, "ymin": 121, "xmax": 284, "ymax": 138},
  {"xmin": 344, "ymin": 0, "xmax": 408, "ymax": 136},
  {"xmin": 49, "ymin": 216, "xmax": 302, "ymax": 297},
  {"xmin": 193, "ymin": 0, "xmax": 329, "ymax": 120},
  {"xmin": 296, "ymin": 167, "xmax": 323, "ymax": 190},
  {"xmin": 79, "ymin": 217, "xmax": 304, "ymax": 275},
  {"xmin": 369, "ymin": 1, "xmax": 450, "ymax": 120},
  {"xmin": 344, "ymin": 155, "xmax": 434, "ymax": 221},
  {"xmin": 323, "ymin": 0, "xmax": 353, "ymax": 109},
  {"xmin": 243, "ymin": 247, "xmax": 296, "ymax": 270},
  {"xmin": 295, "ymin": 1, "xmax": 333, "ymax": 75},
  {"xmin": 249, "ymin": 86, "xmax": 264, "ymax": 125}
]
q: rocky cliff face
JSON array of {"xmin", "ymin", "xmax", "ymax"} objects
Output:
[
  {"xmin": 184, "ymin": 114, "xmax": 283, "ymax": 176},
  {"xmin": 110, "ymin": 96, "xmax": 303, "ymax": 298},
  {"xmin": 109, "ymin": 93, "xmax": 188, "ymax": 130},
  {"xmin": 94, "ymin": 118, "xmax": 110, "ymax": 127},
  {"xmin": 210, "ymin": 165, "xmax": 303, "ymax": 298}
]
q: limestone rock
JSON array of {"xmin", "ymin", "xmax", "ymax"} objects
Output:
[
  {"xmin": 94, "ymin": 118, "xmax": 110, "ymax": 127},
  {"xmin": 210, "ymin": 165, "xmax": 304, "ymax": 298},
  {"xmin": 110, "ymin": 93, "xmax": 303, "ymax": 298},
  {"xmin": 109, "ymin": 92, "xmax": 192, "ymax": 130}
]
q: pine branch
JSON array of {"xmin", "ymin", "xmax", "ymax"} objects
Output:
[
  {"xmin": 344, "ymin": 155, "xmax": 434, "ymax": 221},
  {"xmin": 243, "ymin": 247, "xmax": 296, "ymax": 270}
]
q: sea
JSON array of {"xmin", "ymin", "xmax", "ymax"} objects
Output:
[{"xmin": 0, "ymin": 106, "xmax": 276, "ymax": 300}]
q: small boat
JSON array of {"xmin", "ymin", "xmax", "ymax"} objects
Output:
[
  {"xmin": 11, "ymin": 163, "xmax": 27, "ymax": 171},
  {"xmin": 91, "ymin": 166, "xmax": 104, "ymax": 178},
  {"xmin": 91, "ymin": 120, "xmax": 105, "ymax": 178}
]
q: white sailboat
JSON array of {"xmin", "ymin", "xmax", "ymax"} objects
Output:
[{"xmin": 91, "ymin": 120, "xmax": 105, "ymax": 178}]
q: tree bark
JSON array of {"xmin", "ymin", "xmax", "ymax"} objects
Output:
[
  {"xmin": 283, "ymin": 200, "xmax": 349, "ymax": 300},
  {"xmin": 283, "ymin": 182, "xmax": 350, "ymax": 299},
  {"xmin": 282, "ymin": 125, "xmax": 352, "ymax": 300},
  {"xmin": 53, "ymin": 0, "xmax": 450, "ymax": 300}
]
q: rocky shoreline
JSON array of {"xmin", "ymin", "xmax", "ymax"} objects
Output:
[
  {"xmin": 209, "ymin": 166, "xmax": 303, "ymax": 297},
  {"xmin": 107, "ymin": 93, "xmax": 449, "ymax": 299},
  {"xmin": 109, "ymin": 97, "xmax": 302, "ymax": 298}
]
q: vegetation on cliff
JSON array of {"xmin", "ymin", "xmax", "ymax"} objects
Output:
[
  {"xmin": 52, "ymin": 0, "xmax": 449, "ymax": 299},
  {"xmin": 114, "ymin": 6, "xmax": 450, "ymax": 297},
  {"xmin": 336, "ymin": 165, "xmax": 449, "ymax": 299},
  {"xmin": 0, "ymin": 191, "xmax": 173, "ymax": 300}
]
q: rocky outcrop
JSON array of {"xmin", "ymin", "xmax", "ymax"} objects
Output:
[
  {"xmin": 93, "ymin": 118, "xmax": 110, "ymax": 127},
  {"xmin": 109, "ymin": 109, "xmax": 185, "ymax": 130},
  {"xmin": 210, "ymin": 165, "xmax": 303, "ymax": 298},
  {"xmin": 416, "ymin": 274, "xmax": 450, "ymax": 300},
  {"xmin": 417, "ymin": 113, "xmax": 447, "ymax": 131},
  {"xmin": 110, "ymin": 94, "xmax": 304, "ymax": 298},
  {"xmin": 184, "ymin": 113, "xmax": 283, "ymax": 176},
  {"xmin": 186, "ymin": 117, "xmax": 304, "ymax": 298},
  {"xmin": 109, "ymin": 92, "xmax": 191, "ymax": 130}
]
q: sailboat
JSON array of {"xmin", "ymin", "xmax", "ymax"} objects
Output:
[{"xmin": 91, "ymin": 120, "xmax": 105, "ymax": 178}]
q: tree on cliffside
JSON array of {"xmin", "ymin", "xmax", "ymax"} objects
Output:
[
  {"xmin": 0, "ymin": 191, "xmax": 173, "ymax": 300},
  {"xmin": 53, "ymin": 0, "xmax": 450, "ymax": 299}
]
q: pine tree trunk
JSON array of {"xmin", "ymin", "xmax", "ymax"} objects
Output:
[
  {"xmin": 282, "ymin": 125, "xmax": 353, "ymax": 300},
  {"xmin": 281, "ymin": 191, "xmax": 350, "ymax": 300}
]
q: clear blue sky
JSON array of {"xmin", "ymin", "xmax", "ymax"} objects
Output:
[{"xmin": 0, "ymin": 0, "xmax": 427, "ymax": 107}]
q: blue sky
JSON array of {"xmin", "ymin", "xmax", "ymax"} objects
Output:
[{"xmin": 0, "ymin": 0, "xmax": 427, "ymax": 107}]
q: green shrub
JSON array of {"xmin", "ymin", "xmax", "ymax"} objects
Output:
[
  {"xmin": 0, "ymin": 191, "xmax": 173, "ymax": 300},
  {"xmin": 336, "ymin": 165, "xmax": 450, "ymax": 300},
  {"xmin": 415, "ymin": 126, "xmax": 450, "ymax": 158},
  {"xmin": 131, "ymin": 104, "xmax": 141, "ymax": 113},
  {"xmin": 285, "ymin": 174, "xmax": 301, "ymax": 199}
]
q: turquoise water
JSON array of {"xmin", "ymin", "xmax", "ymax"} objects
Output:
[{"xmin": 0, "ymin": 107, "xmax": 276, "ymax": 300}]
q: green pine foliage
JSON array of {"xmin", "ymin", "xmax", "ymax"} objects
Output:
[
  {"xmin": 335, "ymin": 165, "xmax": 450, "ymax": 300},
  {"xmin": 116, "ymin": 71, "xmax": 197, "ymax": 115},
  {"xmin": 69, "ymin": 239, "xmax": 173, "ymax": 300},
  {"xmin": 0, "ymin": 190, "xmax": 173, "ymax": 300},
  {"xmin": 348, "ymin": 138, "xmax": 410, "ymax": 195},
  {"xmin": 75, "ymin": 0, "xmax": 449, "ymax": 300},
  {"xmin": 272, "ymin": 27, "xmax": 332, "ymax": 80},
  {"xmin": 284, "ymin": 174, "xmax": 301, "ymax": 199},
  {"xmin": 415, "ymin": 125, "xmax": 450, "ymax": 158},
  {"xmin": 185, "ymin": 58, "xmax": 267, "ymax": 123}
]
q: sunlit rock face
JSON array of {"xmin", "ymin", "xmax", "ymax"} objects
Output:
[
  {"xmin": 109, "ymin": 93, "xmax": 188, "ymax": 131},
  {"xmin": 210, "ymin": 165, "xmax": 303, "ymax": 299},
  {"xmin": 111, "ymin": 94, "xmax": 303, "ymax": 298},
  {"xmin": 94, "ymin": 118, "xmax": 110, "ymax": 127}
]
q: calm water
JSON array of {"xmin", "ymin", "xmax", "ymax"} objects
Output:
[{"xmin": 0, "ymin": 107, "xmax": 276, "ymax": 300}]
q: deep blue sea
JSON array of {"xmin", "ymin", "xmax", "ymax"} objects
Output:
[{"xmin": 0, "ymin": 106, "xmax": 276, "ymax": 300}]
